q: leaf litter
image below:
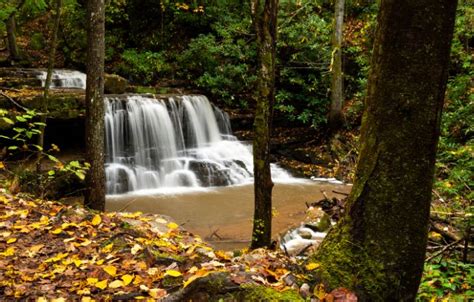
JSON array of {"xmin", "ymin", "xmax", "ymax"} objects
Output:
[{"xmin": 0, "ymin": 191, "xmax": 328, "ymax": 301}]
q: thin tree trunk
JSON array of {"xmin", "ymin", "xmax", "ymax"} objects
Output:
[
  {"xmin": 37, "ymin": 0, "xmax": 63, "ymax": 174},
  {"xmin": 6, "ymin": 14, "xmax": 20, "ymax": 61},
  {"xmin": 250, "ymin": 0, "xmax": 279, "ymax": 249},
  {"xmin": 84, "ymin": 0, "xmax": 106, "ymax": 211},
  {"xmin": 328, "ymin": 0, "xmax": 345, "ymax": 130},
  {"xmin": 312, "ymin": 0, "xmax": 457, "ymax": 300}
]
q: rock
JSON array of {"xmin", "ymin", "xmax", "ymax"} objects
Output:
[
  {"xmin": 188, "ymin": 160, "xmax": 231, "ymax": 187},
  {"xmin": 299, "ymin": 283, "xmax": 310, "ymax": 299},
  {"xmin": 105, "ymin": 74, "xmax": 128, "ymax": 94},
  {"xmin": 305, "ymin": 206, "xmax": 332, "ymax": 232}
]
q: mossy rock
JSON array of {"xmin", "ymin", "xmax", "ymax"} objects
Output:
[{"xmin": 105, "ymin": 74, "xmax": 128, "ymax": 94}]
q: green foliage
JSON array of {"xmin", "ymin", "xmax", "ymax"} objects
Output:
[
  {"xmin": 418, "ymin": 259, "xmax": 474, "ymax": 301},
  {"xmin": 118, "ymin": 49, "xmax": 171, "ymax": 85},
  {"xmin": 434, "ymin": 2, "xmax": 474, "ymax": 207}
]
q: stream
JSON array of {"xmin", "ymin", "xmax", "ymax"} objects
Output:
[{"xmin": 106, "ymin": 181, "xmax": 350, "ymax": 250}]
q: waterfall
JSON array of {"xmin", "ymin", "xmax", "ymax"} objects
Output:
[
  {"xmin": 37, "ymin": 70, "xmax": 86, "ymax": 89},
  {"xmin": 105, "ymin": 95, "xmax": 293, "ymax": 195}
]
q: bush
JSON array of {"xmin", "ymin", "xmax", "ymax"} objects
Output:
[{"xmin": 118, "ymin": 49, "xmax": 171, "ymax": 85}]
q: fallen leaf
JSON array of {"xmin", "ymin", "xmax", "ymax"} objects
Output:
[
  {"xmin": 109, "ymin": 280, "xmax": 124, "ymax": 288},
  {"xmin": 164, "ymin": 269, "xmax": 182, "ymax": 277},
  {"xmin": 87, "ymin": 278, "xmax": 98, "ymax": 286},
  {"xmin": 103, "ymin": 265, "xmax": 117, "ymax": 277},
  {"xmin": 95, "ymin": 280, "xmax": 108, "ymax": 290},
  {"xmin": 121, "ymin": 274, "xmax": 134, "ymax": 286},
  {"xmin": 91, "ymin": 214, "xmax": 102, "ymax": 226},
  {"xmin": 305, "ymin": 262, "xmax": 320, "ymax": 271},
  {"xmin": 167, "ymin": 222, "xmax": 179, "ymax": 230},
  {"xmin": 6, "ymin": 238, "xmax": 17, "ymax": 244}
]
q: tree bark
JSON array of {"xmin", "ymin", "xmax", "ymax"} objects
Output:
[
  {"xmin": 84, "ymin": 0, "xmax": 106, "ymax": 211},
  {"xmin": 37, "ymin": 0, "xmax": 63, "ymax": 173},
  {"xmin": 312, "ymin": 0, "xmax": 458, "ymax": 300},
  {"xmin": 250, "ymin": 0, "xmax": 279, "ymax": 249},
  {"xmin": 6, "ymin": 13, "xmax": 20, "ymax": 61},
  {"xmin": 328, "ymin": 0, "xmax": 345, "ymax": 131}
]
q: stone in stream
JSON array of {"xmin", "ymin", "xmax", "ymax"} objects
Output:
[{"xmin": 188, "ymin": 160, "xmax": 232, "ymax": 187}]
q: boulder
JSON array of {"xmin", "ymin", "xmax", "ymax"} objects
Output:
[
  {"xmin": 188, "ymin": 160, "xmax": 231, "ymax": 187},
  {"xmin": 105, "ymin": 74, "xmax": 128, "ymax": 94}
]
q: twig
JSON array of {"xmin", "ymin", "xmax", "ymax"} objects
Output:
[
  {"xmin": 432, "ymin": 189, "xmax": 445, "ymax": 203},
  {"xmin": 117, "ymin": 198, "xmax": 138, "ymax": 212},
  {"xmin": 332, "ymin": 190, "xmax": 349, "ymax": 196},
  {"xmin": 0, "ymin": 91, "xmax": 29, "ymax": 111},
  {"xmin": 426, "ymin": 238, "xmax": 463, "ymax": 262}
]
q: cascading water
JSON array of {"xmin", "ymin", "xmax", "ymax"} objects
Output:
[
  {"xmin": 105, "ymin": 95, "xmax": 293, "ymax": 195},
  {"xmin": 37, "ymin": 70, "xmax": 86, "ymax": 89}
]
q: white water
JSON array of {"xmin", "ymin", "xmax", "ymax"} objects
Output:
[
  {"xmin": 37, "ymin": 70, "xmax": 86, "ymax": 89},
  {"xmin": 105, "ymin": 95, "xmax": 296, "ymax": 195}
]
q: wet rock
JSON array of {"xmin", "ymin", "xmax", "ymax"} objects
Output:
[
  {"xmin": 305, "ymin": 207, "xmax": 331, "ymax": 232},
  {"xmin": 105, "ymin": 74, "xmax": 128, "ymax": 94},
  {"xmin": 188, "ymin": 160, "xmax": 231, "ymax": 187}
]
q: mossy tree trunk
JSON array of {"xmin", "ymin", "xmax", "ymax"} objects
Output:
[
  {"xmin": 250, "ymin": 0, "xmax": 279, "ymax": 249},
  {"xmin": 84, "ymin": 0, "xmax": 106, "ymax": 211},
  {"xmin": 328, "ymin": 0, "xmax": 345, "ymax": 131},
  {"xmin": 37, "ymin": 0, "xmax": 63, "ymax": 174},
  {"xmin": 312, "ymin": 0, "xmax": 457, "ymax": 300},
  {"xmin": 6, "ymin": 13, "xmax": 20, "ymax": 62}
]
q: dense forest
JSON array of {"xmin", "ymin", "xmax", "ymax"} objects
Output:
[{"xmin": 0, "ymin": 0, "xmax": 472, "ymax": 300}]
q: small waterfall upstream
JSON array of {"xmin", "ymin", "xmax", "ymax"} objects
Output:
[
  {"xmin": 105, "ymin": 95, "xmax": 293, "ymax": 195},
  {"xmin": 37, "ymin": 70, "xmax": 86, "ymax": 89}
]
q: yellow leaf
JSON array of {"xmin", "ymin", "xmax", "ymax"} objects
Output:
[
  {"xmin": 102, "ymin": 243, "xmax": 113, "ymax": 253},
  {"xmin": 133, "ymin": 274, "xmax": 143, "ymax": 285},
  {"xmin": 73, "ymin": 259, "xmax": 83, "ymax": 267},
  {"xmin": 87, "ymin": 278, "xmax": 98, "ymax": 285},
  {"xmin": 81, "ymin": 297, "xmax": 93, "ymax": 302},
  {"xmin": 30, "ymin": 244, "xmax": 44, "ymax": 252},
  {"xmin": 164, "ymin": 269, "xmax": 182, "ymax": 277},
  {"xmin": 37, "ymin": 297, "xmax": 48, "ymax": 302},
  {"xmin": 91, "ymin": 214, "xmax": 102, "ymax": 226},
  {"xmin": 0, "ymin": 162, "xmax": 4, "ymax": 169},
  {"xmin": 51, "ymin": 298, "xmax": 66, "ymax": 302},
  {"xmin": 305, "ymin": 262, "xmax": 320, "ymax": 271},
  {"xmin": 103, "ymin": 265, "xmax": 117, "ymax": 277},
  {"xmin": 167, "ymin": 222, "xmax": 179, "ymax": 230},
  {"xmin": 7, "ymin": 238, "xmax": 17, "ymax": 244},
  {"xmin": 109, "ymin": 280, "xmax": 124, "ymax": 288},
  {"xmin": 51, "ymin": 228, "xmax": 62, "ymax": 234},
  {"xmin": 121, "ymin": 274, "xmax": 134, "ymax": 286},
  {"xmin": 96, "ymin": 259, "xmax": 104, "ymax": 265},
  {"xmin": 95, "ymin": 279, "xmax": 108, "ymax": 290},
  {"xmin": 1, "ymin": 247, "xmax": 15, "ymax": 257}
]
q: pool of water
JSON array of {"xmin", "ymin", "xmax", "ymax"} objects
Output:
[{"xmin": 106, "ymin": 181, "xmax": 350, "ymax": 250}]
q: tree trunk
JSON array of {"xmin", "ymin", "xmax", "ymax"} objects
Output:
[
  {"xmin": 312, "ymin": 0, "xmax": 457, "ymax": 300},
  {"xmin": 6, "ymin": 14, "xmax": 20, "ymax": 61},
  {"xmin": 37, "ymin": 0, "xmax": 63, "ymax": 174},
  {"xmin": 328, "ymin": 0, "xmax": 345, "ymax": 131},
  {"xmin": 84, "ymin": 0, "xmax": 106, "ymax": 211},
  {"xmin": 250, "ymin": 0, "xmax": 279, "ymax": 249}
]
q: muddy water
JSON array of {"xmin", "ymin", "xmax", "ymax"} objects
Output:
[{"xmin": 106, "ymin": 181, "xmax": 351, "ymax": 250}]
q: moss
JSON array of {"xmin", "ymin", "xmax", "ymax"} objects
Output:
[
  {"xmin": 239, "ymin": 285, "xmax": 303, "ymax": 302},
  {"xmin": 308, "ymin": 218, "xmax": 392, "ymax": 301}
]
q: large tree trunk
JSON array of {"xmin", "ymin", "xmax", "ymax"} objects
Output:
[
  {"xmin": 250, "ymin": 0, "xmax": 279, "ymax": 249},
  {"xmin": 6, "ymin": 14, "xmax": 20, "ymax": 61},
  {"xmin": 328, "ymin": 0, "xmax": 345, "ymax": 131},
  {"xmin": 84, "ymin": 0, "xmax": 106, "ymax": 211},
  {"xmin": 312, "ymin": 0, "xmax": 457, "ymax": 300}
]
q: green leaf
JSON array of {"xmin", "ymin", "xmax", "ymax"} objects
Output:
[
  {"xmin": 8, "ymin": 146, "xmax": 18, "ymax": 150},
  {"xmin": 32, "ymin": 144, "xmax": 43, "ymax": 151},
  {"xmin": 16, "ymin": 116, "xmax": 27, "ymax": 122},
  {"xmin": 47, "ymin": 154, "xmax": 60, "ymax": 162},
  {"xmin": 2, "ymin": 117, "xmax": 14, "ymax": 125},
  {"xmin": 74, "ymin": 170, "xmax": 85, "ymax": 180},
  {"xmin": 48, "ymin": 170, "xmax": 55, "ymax": 176}
]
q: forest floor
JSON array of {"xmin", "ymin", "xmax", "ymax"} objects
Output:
[{"xmin": 0, "ymin": 190, "xmax": 359, "ymax": 301}]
